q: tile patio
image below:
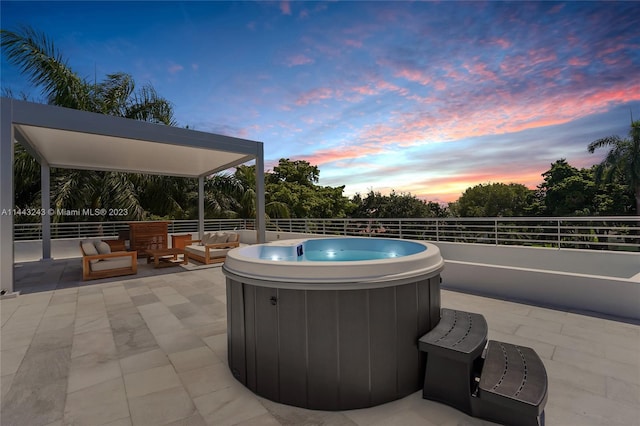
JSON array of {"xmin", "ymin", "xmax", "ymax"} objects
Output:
[{"xmin": 1, "ymin": 259, "xmax": 639, "ymax": 426}]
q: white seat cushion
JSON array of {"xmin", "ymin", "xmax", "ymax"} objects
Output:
[{"xmin": 91, "ymin": 257, "xmax": 132, "ymax": 271}]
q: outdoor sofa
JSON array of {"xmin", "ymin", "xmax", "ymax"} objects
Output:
[
  {"xmin": 80, "ymin": 240, "xmax": 137, "ymax": 280},
  {"xmin": 184, "ymin": 231, "xmax": 240, "ymax": 264}
]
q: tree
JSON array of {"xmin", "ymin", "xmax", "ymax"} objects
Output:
[
  {"xmin": 538, "ymin": 160, "xmax": 595, "ymax": 216},
  {"xmin": 351, "ymin": 190, "xmax": 447, "ymax": 218},
  {"xmin": 2, "ymin": 26, "xmax": 178, "ymax": 222},
  {"xmin": 588, "ymin": 119, "xmax": 640, "ymax": 215},
  {"xmin": 456, "ymin": 183, "xmax": 535, "ymax": 217},
  {"xmin": 265, "ymin": 159, "xmax": 351, "ymax": 218}
]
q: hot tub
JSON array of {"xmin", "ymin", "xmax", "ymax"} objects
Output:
[{"xmin": 222, "ymin": 237, "xmax": 444, "ymax": 410}]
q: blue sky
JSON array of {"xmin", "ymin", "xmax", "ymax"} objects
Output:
[{"xmin": 2, "ymin": 1, "xmax": 639, "ymax": 202}]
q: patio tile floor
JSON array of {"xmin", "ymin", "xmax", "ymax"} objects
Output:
[{"xmin": 1, "ymin": 259, "xmax": 639, "ymax": 426}]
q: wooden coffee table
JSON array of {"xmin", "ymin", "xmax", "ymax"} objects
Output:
[{"xmin": 144, "ymin": 248, "xmax": 188, "ymax": 268}]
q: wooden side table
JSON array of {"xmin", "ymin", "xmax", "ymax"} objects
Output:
[{"xmin": 171, "ymin": 233, "xmax": 193, "ymax": 250}]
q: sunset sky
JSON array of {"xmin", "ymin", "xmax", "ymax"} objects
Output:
[{"xmin": 2, "ymin": 1, "xmax": 639, "ymax": 203}]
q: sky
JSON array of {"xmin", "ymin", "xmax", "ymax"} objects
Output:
[{"xmin": 2, "ymin": 1, "xmax": 639, "ymax": 203}]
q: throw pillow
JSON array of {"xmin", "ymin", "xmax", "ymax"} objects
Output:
[{"xmin": 96, "ymin": 241, "xmax": 112, "ymax": 255}]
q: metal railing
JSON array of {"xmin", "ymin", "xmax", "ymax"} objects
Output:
[{"xmin": 13, "ymin": 217, "xmax": 640, "ymax": 251}]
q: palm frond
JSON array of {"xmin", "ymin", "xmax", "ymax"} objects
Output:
[{"xmin": 1, "ymin": 26, "xmax": 91, "ymax": 108}]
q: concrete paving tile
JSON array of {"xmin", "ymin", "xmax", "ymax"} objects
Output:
[
  {"xmin": 48, "ymin": 293, "xmax": 78, "ymax": 306},
  {"xmin": 126, "ymin": 286, "xmax": 153, "ymax": 297},
  {"xmin": 606, "ymin": 376, "xmax": 640, "ymax": 406},
  {"xmin": 262, "ymin": 396, "xmax": 357, "ymax": 426},
  {"xmin": 155, "ymin": 330, "xmax": 204, "ymax": 354},
  {"xmin": 129, "ymin": 386, "xmax": 196, "ymax": 426},
  {"xmin": 71, "ymin": 328, "xmax": 117, "ymax": 359},
  {"xmin": 201, "ymin": 333, "xmax": 227, "ymax": 362},
  {"xmin": 168, "ymin": 302, "xmax": 200, "ymax": 320},
  {"xmin": 64, "ymin": 377, "xmax": 129, "ymax": 426},
  {"xmin": 561, "ymin": 323, "xmax": 640, "ymax": 351},
  {"xmin": 232, "ymin": 412, "xmax": 282, "ymax": 426},
  {"xmin": 553, "ymin": 346, "xmax": 639, "ymax": 384},
  {"xmin": 31, "ymin": 325, "xmax": 74, "ymax": 352},
  {"xmin": 113, "ymin": 325, "xmax": 159, "ymax": 359},
  {"xmin": 37, "ymin": 313, "xmax": 76, "ymax": 333},
  {"xmin": 145, "ymin": 313, "xmax": 186, "ymax": 337},
  {"xmin": 189, "ymin": 320, "xmax": 227, "ymax": 338},
  {"xmin": 515, "ymin": 325, "xmax": 606, "ymax": 357},
  {"xmin": 157, "ymin": 293, "xmax": 192, "ymax": 307},
  {"xmin": 130, "ymin": 293, "xmax": 160, "ymax": 306},
  {"xmin": 137, "ymin": 302, "xmax": 172, "ymax": 319},
  {"xmin": 120, "ymin": 348, "xmax": 170, "ymax": 375},
  {"xmin": 1, "ymin": 345, "xmax": 29, "ymax": 377},
  {"xmin": 0, "ymin": 328, "xmax": 36, "ymax": 350},
  {"xmin": 74, "ymin": 313, "xmax": 111, "ymax": 335},
  {"xmin": 547, "ymin": 380, "xmax": 640, "ymax": 425},
  {"xmin": 178, "ymin": 362, "xmax": 233, "ymax": 398},
  {"xmin": 543, "ymin": 403, "xmax": 613, "ymax": 426},
  {"xmin": 604, "ymin": 344, "xmax": 640, "ymax": 367},
  {"xmin": 1, "ymin": 377, "xmax": 66, "ymax": 426},
  {"xmin": 544, "ymin": 358, "xmax": 607, "ymax": 396},
  {"xmin": 193, "ymin": 383, "xmax": 268, "ymax": 426},
  {"xmin": 124, "ymin": 364, "xmax": 182, "ymax": 399},
  {"xmin": 43, "ymin": 301, "xmax": 77, "ymax": 318},
  {"xmin": 162, "ymin": 412, "xmax": 207, "ymax": 426},
  {"xmin": 67, "ymin": 353, "xmax": 121, "ymax": 393},
  {"xmin": 168, "ymin": 346, "xmax": 218, "ymax": 373},
  {"xmin": 11, "ymin": 346, "xmax": 71, "ymax": 387},
  {"xmin": 1, "ymin": 373, "xmax": 14, "ymax": 400},
  {"xmin": 109, "ymin": 310, "xmax": 147, "ymax": 332},
  {"xmin": 100, "ymin": 418, "xmax": 132, "ymax": 426},
  {"xmin": 186, "ymin": 293, "xmax": 219, "ymax": 306}
]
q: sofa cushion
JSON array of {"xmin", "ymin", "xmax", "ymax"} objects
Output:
[
  {"xmin": 81, "ymin": 240, "xmax": 101, "ymax": 264},
  {"xmin": 95, "ymin": 241, "xmax": 111, "ymax": 255},
  {"xmin": 212, "ymin": 232, "xmax": 228, "ymax": 243},
  {"xmin": 200, "ymin": 232, "xmax": 215, "ymax": 245},
  {"xmin": 91, "ymin": 257, "xmax": 133, "ymax": 272},
  {"xmin": 226, "ymin": 232, "xmax": 239, "ymax": 243}
]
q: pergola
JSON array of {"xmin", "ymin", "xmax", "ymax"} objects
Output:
[{"xmin": 0, "ymin": 98, "xmax": 266, "ymax": 294}]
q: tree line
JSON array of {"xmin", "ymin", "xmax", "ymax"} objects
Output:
[{"xmin": 3, "ymin": 27, "xmax": 638, "ymax": 221}]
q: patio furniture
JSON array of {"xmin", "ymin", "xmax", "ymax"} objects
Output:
[
  {"xmin": 80, "ymin": 240, "xmax": 137, "ymax": 281},
  {"xmin": 185, "ymin": 231, "xmax": 240, "ymax": 264},
  {"xmin": 103, "ymin": 239, "xmax": 127, "ymax": 252},
  {"xmin": 129, "ymin": 222, "xmax": 169, "ymax": 256},
  {"xmin": 171, "ymin": 233, "xmax": 193, "ymax": 250},
  {"xmin": 144, "ymin": 247, "xmax": 188, "ymax": 268},
  {"xmin": 473, "ymin": 340, "xmax": 548, "ymax": 426},
  {"xmin": 419, "ymin": 308, "xmax": 487, "ymax": 414}
]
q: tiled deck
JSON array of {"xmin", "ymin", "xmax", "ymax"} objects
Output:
[{"xmin": 1, "ymin": 259, "xmax": 639, "ymax": 426}]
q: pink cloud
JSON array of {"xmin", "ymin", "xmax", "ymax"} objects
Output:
[
  {"xmin": 344, "ymin": 39, "xmax": 363, "ymax": 48},
  {"xmin": 280, "ymin": 1, "xmax": 291, "ymax": 15},
  {"xmin": 295, "ymin": 87, "xmax": 336, "ymax": 106},
  {"xmin": 286, "ymin": 54, "xmax": 314, "ymax": 67},
  {"xmin": 395, "ymin": 68, "xmax": 431, "ymax": 85},
  {"xmin": 567, "ymin": 57, "xmax": 589, "ymax": 67},
  {"xmin": 167, "ymin": 63, "xmax": 184, "ymax": 74}
]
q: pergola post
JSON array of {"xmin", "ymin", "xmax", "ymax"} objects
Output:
[
  {"xmin": 0, "ymin": 98, "xmax": 15, "ymax": 293},
  {"xmin": 198, "ymin": 176, "xmax": 205, "ymax": 240},
  {"xmin": 41, "ymin": 163, "xmax": 51, "ymax": 260},
  {"xmin": 255, "ymin": 143, "xmax": 266, "ymax": 243}
]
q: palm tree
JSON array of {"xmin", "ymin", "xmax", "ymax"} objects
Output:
[
  {"xmin": 588, "ymin": 119, "xmax": 640, "ymax": 215},
  {"xmin": 1, "ymin": 26, "xmax": 177, "ymax": 221}
]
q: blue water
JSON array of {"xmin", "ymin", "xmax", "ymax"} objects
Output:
[{"xmin": 258, "ymin": 238, "xmax": 426, "ymax": 262}]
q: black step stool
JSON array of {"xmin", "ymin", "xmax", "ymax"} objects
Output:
[
  {"xmin": 418, "ymin": 308, "xmax": 487, "ymax": 414},
  {"xmin": 472, "ymin": 340, "xmax": 548, "ymax": 426}
]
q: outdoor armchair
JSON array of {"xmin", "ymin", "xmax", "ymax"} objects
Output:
[{"xmin": 80, "ymin": 240, "xmax": 137, "ymax": 280}]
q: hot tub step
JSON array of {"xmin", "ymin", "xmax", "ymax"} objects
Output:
[{"xmin": 418, "ymin": 308, "xmax": 488, "ymax": 414}]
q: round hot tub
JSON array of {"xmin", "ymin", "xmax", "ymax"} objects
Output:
[{"xmin": 222, "ymin": 237, "xmax": 444, "ymax": 410}]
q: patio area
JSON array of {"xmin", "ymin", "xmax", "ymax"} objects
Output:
[{"xmin": 2, "ymin": 260, "xmax": 639, "ymax": 426}]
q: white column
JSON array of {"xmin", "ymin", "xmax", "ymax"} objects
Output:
[
  {"xmin": 0, "ymin": 99, "xmax": 15, "ymax": 292},
  {"xmin": 198, "ymin": 176, "xmax": 205, "ymax": 240},
  {"xmin": 41, "ymin": 163, "xmax": 51, "ymax": 260},
  {"xmin": 255, "ymin": 143, "xmax": 266, "ymax": 243}
]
